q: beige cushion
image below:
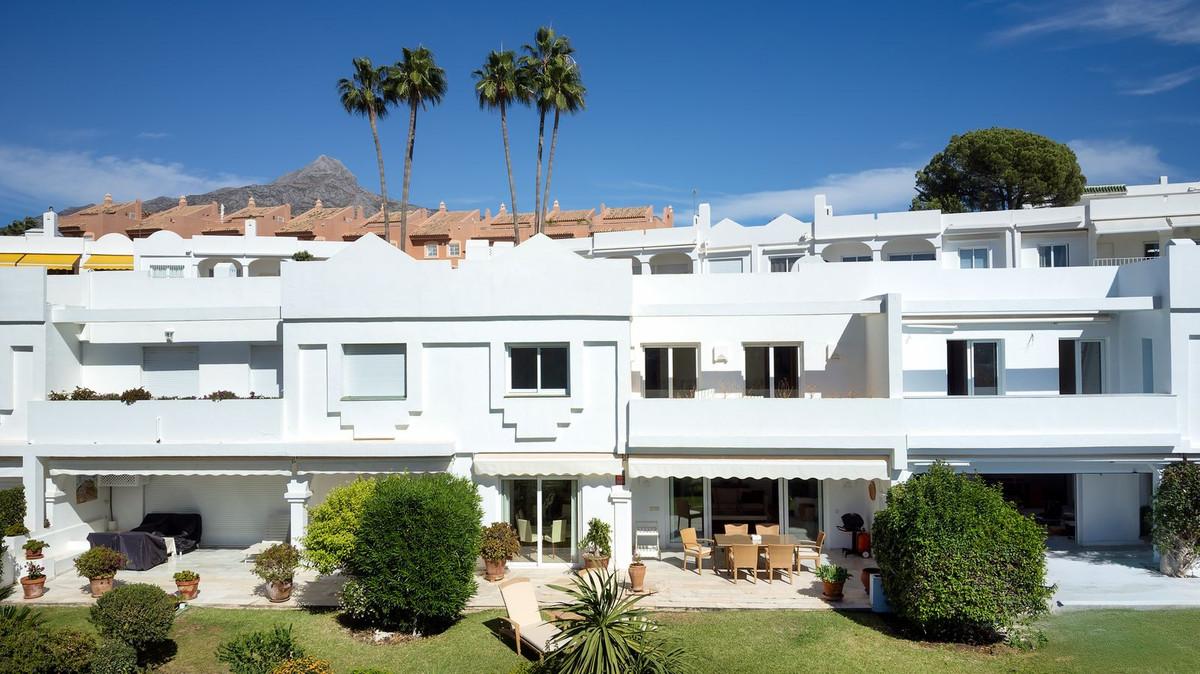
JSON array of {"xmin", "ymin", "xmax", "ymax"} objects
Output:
[{"xmin": 520, "ymin": 621, "xmax": 561, "ymax": 654}]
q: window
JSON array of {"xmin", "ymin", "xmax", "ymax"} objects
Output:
[
  {"xmin": 448, "ymin": 242, "xmax": 461, "ymax": 257},
  {"xmin": 708, "ymin": 258, "xmax": 743, "ymax": 274},
  {"xmin": 508, "ymin": 344, "xmax": 569, "ymax": 394},
  {"xmin": 644, "ymin": 346, "xmax": 698, "ymax": 398},
  {"xmin": 842, "ymin": 255, "xmax": 872, "ymax": 262},
  {"xmin": 744, "ymin": 344, "xmax": 801, "ymax": 398},
  {"xmin": 1038, "ymin": 244, "xmax": 1069, "ymax": 268},
  {"xmin": 670, "ymin": 477, "xmax": 704, "ymax": 540},
  {"xmin": 947, "ymin": 340, "xmax": 1001, "ymax": 396},
  {"xmin": 770, "ymin": 256, "xmax": 801, "ymax": 272},
  {"xmin": 342, "ymin": 344, "xmax": 406, "ymax": 399},
  {"xmin": 1058, "ymin": 339, "xmax": 1103, "ymax": 395},
  {"xmin": 1144, "ymin": 242, "xmax": 1161, "ymax": 258},
  {"xmin": 957, "ymin": 247, "xmax": 989, "ymax": 269},
  {"xmin": 424, "ymin": 243, "xmax": 438, "ymax": 258},
  {"xmin": 502, "ymin": 478, "xmax": 576, "ymax": 564},
  {"xmin": 888, "ymin": 252, "xmax": 936, "ymax": 261},
  {"xmin": 149, "ymin": 264, "xmax": 184, "ymax": 278}
]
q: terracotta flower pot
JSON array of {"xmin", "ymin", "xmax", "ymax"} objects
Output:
[
  {"xmin": 20, "ymin": 576, "xmax": 45, "ymax": 600},
  {"xmin": 24, "ymin": 551, "xmax": 43, "ymax": 560},
  {"xmin": 484, "ymin": 558, "xmax": 508, "ymax": 582},
  {"xmin": 89, "ymin": 576, "xmax": 114, "ymax": 598},
  {"xmin": 861, "ymin": 567, "xmax": 880, "ymax": 591},
  {"xmin": 266, "ymin": 580, "xmax": 293, "ymax": 603},
  {"xmin": 821, "ymin": 580, "xmax": 845, "ymax": 601},
  {"xmin": 628, "ymin": 563, "xmax": 647, "ymax": 592},
  {"xmin": 583, "ymin": 555, "xmax": 610, "ymax": 570},
  {"xmin": 176, "ymin": 578, "xmax": 200, "ymax": 600}
]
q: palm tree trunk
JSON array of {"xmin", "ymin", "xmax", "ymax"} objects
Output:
[
  {"xmin": 368, "ymin": 108, "xmax": 389, "ymax": 242},
  {"xmin": 501, "ymin": 101, "xmax": 520, "ymax": 245},
  {"xmin": 401, "ymin": 101, "xmax": 417, "ymax": 255},
  {"xmin": 533, "ymin": 107, "xmax": 546, "ymax": 234},
  {"xmin": 541, "ymin": 108, "xmax": 561, "ymax": 234}
]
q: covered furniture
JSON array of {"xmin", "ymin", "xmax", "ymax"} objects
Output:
[
  {"xmin": 86, "ymin": 513, "xmax": 202, "ymax": 571},
  {"xmin": 680, "ymin": 527, "xmax": 713, "ymax": 575},
  {"xmin": 499, "ymin": 577, "xmax": 561, "ymax": 658}
]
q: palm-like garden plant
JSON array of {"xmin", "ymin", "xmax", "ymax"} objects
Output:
[
  {"xmin": 538, "ymin": 55, "xmax": 586, "ymax": 238},
  {"xmin": 522, "ymin": 27, "xmax": 575, "ymax": 234},
  {"xmin": 546, "ymin": 570, "xmax": 692, "ymax": 674},
  {"xmin": 338, "ymin": 58, "xmax": 397, "ymax": 242},
  {"xmin": 473, "ymin": 50, "xmax": 531, "ymax": 245},
  {"xmin": 389, "ymin": 46, "xmax": 447, "ymax": 255}
]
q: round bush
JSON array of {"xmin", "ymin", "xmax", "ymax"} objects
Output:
[
  {"xmin": 872, "ymin": 463, "xmax": 1053, "ymax": 641},
  {"xmin": 347, "ymin": 473, "xmax": 483, "ymax": 633},
  {"xmin": 302, "ymin": 477, "xmax": 377, "ymax": 574},
  {"xmin": 1153, "ymin": 460, "xmax": 1200, "ymax": 576},
  {"xmin": 74, "ymin": 545, "xmax": 126, "ymax": 580},
  {"xmin": 49, "ymin": 629, "xmax": 97, "ymax": 674},
  {"xmin": 91, "ymin": 639, "xmax": 138, "ymax": 674},
  {"xmin": 89, "ymin": 583, "xmax": 177, "ymax": 650}
]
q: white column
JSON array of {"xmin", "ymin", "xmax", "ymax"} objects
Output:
[
  {"xmin": 609, "ymin": 484, "xmax": 633, "ymax": 570},
  {"xmin": 284, "ymin": 477, "xmax": 312, "ymax": 548},
  {"xmin": 21, "ymin": 454, "xmax": 45, "ymax": 534}
]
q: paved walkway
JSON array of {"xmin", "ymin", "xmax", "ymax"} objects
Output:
[{"xmin": 1047, "ymin": 543, "xmax": 1200, "ymax": 609}]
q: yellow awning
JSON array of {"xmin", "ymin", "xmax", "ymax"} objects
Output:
[
  {"xmin": 0, "ymin": 253, "xmax": 22, "ymax": 267},
  {"xmin": 82, "ymin": 254, "xmax": 134, "ymax": 270},
  {"xmin": 16, "ymin": 253, "xmax": 79, "ymax": 270}
]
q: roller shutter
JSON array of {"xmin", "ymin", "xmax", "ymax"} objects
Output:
[{"xmin": 143, "ymin": 476, "xmax": 288, "ymax": 547}]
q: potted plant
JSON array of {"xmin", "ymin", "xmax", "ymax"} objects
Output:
[
  {"xmin": 580, "ymin": 518, "xmax": 613, "ymax": 570},
  {"xmin": 174, "ymin": 569, "xmax": 200, "ymax": 600},
  {"xmin": 4, "ymin": 523, "xmax": 29, "ymax": 537},
  {"xmin": 74, "ymin": 545, "xmax": 126, "ymax": 597},
  {"xmin": 480, "ymin": 522, "xmax": 520, "ymax": 582},
  {"xmin": 253, "ymin": 543, "xmax": 300, "ymax": 603},
  {"xmin": 22, "ymin": 539, "xmax": 48, "ymax": 560},
  {"xmin": 815, "ymin": 564, "xmax": 850, "ymax": 601},
  {"xmin": 628, "ymin": 552, "xmax": 647, "ymax": 593},
  {"xmin": 20, "ymin": 562, "xmax": 46, "ymax": 600}
]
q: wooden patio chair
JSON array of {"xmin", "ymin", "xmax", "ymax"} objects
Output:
[
  {"xmin": 795, "ymin": 531, "xmax": 826, "ymax": 572},
  {"xmin": 755, "ymin": 524, "xmax": 779, "ymax": 536},
  {"xmin": 727, "ymin": 543, "xmax": 760, "ymax": 583},
  {"xmin": 499, "ymin": 577, "xmax": 561, "ymax": 659},
  {"xmin": 680, "ymin": 527, "xmax": 713, "ymax": 575},
  {"xmin": 765, "ymin": 544, "xmax": 795, "ymax": 584},
  {"xmin": 724, "ymin": 523, "xmax": 749, "ymax": 535}
]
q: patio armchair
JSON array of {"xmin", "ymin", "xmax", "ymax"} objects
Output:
[
  {"xmin": 765, "ymin": 544, "xmax": 794, "ymax": 584},
  {"xmin": 680, "ymin": 527, "xmax": 713, "ymax": 575},
  {"xmin": 543, "ymin": 519, "xmax": 567, "ymax": 559},
  {"xmin": 794, "ymin": 531, "xmax": 826, "ymax": 572},
  {"xmin": 755, "ymin": 524, "xmax": 779, "ymax": 536},
  {"xmin": 517, "ymin": 518, "xmax": 538, "ymax": 547},
  {"xmin": 724, "ymin": 523, "xmax": 749, "ymax": 535},
  {"xmin": 728, "ymin": 543, "xmax": 760, "ymax": 583},
  {"xmin": 498, "ymin": 577, "xmax": 561, "ymax": 659}
]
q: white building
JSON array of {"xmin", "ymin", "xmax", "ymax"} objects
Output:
[{"xmin": 1, "ymin": 178, "xmax": 1199, "ymax": 578}]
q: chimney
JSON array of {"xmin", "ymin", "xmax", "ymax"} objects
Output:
[
  {"xmin": 219, "ymin": 203, "xmax": 225, "ymax": 222},
  {"xmin": 665, "ymin": 205, "xmax": 674, "ymax": 227},
  {"xmin": 552, "ymin": 199, "xmax": 560, "ymax": 213},
  {"xmin": 1160, "ymin": 176, "xmax": 1169, "ymax": 185},
  {"xmin": 485, "ymin": 208, "xmax": 492, "ymax": 220},
  {"xmin": 103, "ymin": 193, "xmax": 113, "ymax": 207},
  {"xmin": 315, "ymin": 198, "xmax": 324, "ymax": 209},
  {"xmin": 178, "ymin": 195, "xmax": 187, "ymax": 208},
  {"xmin": 498, "ymin": 202, "xmax": 507, "ymax": 214},
  {"xmin": 245, "ymin": 218, "xmax": 257, "ymax": 237},
  {"xmin": 42, "ymin": 207, "xmax": 58, "ymax": 238},
  {"xmin": 439, "ymin": 201, "xmax": 447, "ymax": 213},
  {"xmin": 247, "ymin": 195, "xmax": 257, "ymax": 208}
]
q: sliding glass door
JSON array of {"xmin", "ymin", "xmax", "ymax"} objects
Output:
[{"xmin": 502, "ymin": 478, "xmax": 577, "ymax": 565}]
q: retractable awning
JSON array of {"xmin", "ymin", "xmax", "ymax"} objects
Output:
[
  {"xmin": 1092, "ymin": 218, "xmax": 1171, "ymax": 235},
  {"xmin": 47, "ymin": 458, "xmax": 292, "ymax": 477},
  {"xmin": 0, "ymin": 253, "xmax": 21, "ymax": 267},
  {"xmin": 16, "ymin": 253, "xmax": 80, "ymax": 270},
  {"xmin": 296, "ymin": 458, "xmax": 451, "ymax": 475},
  {"xmin": 626, "ymin": 456, "xmax": 889, "ymax": 481},
  {"xmin": 473, "ymin": 453, "xmax": 623, "ymax": 477},
  {"xmin": 81, "ymin": 254, "xmax": 134, "ymax": 270}
]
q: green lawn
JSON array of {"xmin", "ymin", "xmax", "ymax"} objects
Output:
[{"xmin": 37, "ymin": 605, "xmax": 1200, "ymax": 673}]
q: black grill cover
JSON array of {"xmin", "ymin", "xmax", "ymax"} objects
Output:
[{"xmin": 839, "ymin": 513, "xmax": 865, "ymax": 531}]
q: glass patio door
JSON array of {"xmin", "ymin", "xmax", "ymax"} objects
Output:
[{"xmin": 502, "ymin": 478, "xmax": 576, "ymax": 565}]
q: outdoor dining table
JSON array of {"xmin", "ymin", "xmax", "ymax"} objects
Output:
[{"xmin": 712, "ymin": 533, "xmax": 817, "ymax": 571}]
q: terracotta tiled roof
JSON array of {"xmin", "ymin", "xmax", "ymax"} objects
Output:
[
  {"xmin": 410, "ymin": 209, "xmax": 479, "ymax": 237},
  {"xmin": 279, "ymin": 206, "xmax": 356, "ymax": 233},
  {"xmin": 546, "ymin": 208, "xmax": 594, "ymax": 225},
  {"xmin": 142, "ymin": 203, "xmax": 215, "ymax": 225},
  {"xmin": 601, "ymin": 206, "xmax": 653, "ymax": 220},
  {"xmin": 70, "ymin": 200, "xmax": 138, "ymax": 216}
]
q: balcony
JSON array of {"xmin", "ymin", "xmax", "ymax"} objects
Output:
[
  {"xmin": 1091, "ymin": 256, "xmax": 1156, "ymax": 267},
  {"xmin": 27, "ymin": 399, "xmax": 284, "ymax": 446}
]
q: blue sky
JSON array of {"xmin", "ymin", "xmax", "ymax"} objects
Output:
[{"xmin": 1, "ymin": 0, "xmax": 1197, "ymax": 224}]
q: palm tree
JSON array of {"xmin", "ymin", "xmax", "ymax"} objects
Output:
[
  {"xmin": 338, "ymin": 58, "xmax": 397, "ymax": 242},
  {"xmin": 389, "ymin": 46, "xmax": 447, "ymax": 255},
  {"xmin": 473, "ymin": 50, "xmax": 531, "ymax": 245},
  {"xmin": 522, "ymin": 27, "xmax": 574, "ymax": 234},
  {"xmin": 538, "ymin": 56, "xmax": 586, "ymax": 237}
]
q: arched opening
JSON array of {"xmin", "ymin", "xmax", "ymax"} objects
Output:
[
  {"xmin": 247, "ymin": 258, "xmax": 281, "ymax": 277},
  {"xmin": 821, "ymin": 241, "xmax": 873, "ymax": 263},
  {"xmin": 882, "ymin": 238, "xmax": 936, "ymax": 262},
  {"xmin": 648, "ymin": 252, "xmax": 692, "ymax": 275},
  {"xmin": 197, "ymin": 257, "xmax": 244, "ymax": 278},
  {"xmin": 609, "ymin": 256, "xmax": 642, "ymax": 275}
]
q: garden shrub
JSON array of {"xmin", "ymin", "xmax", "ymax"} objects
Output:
[
  {"xmin": 271, "ymin": 655, "xmax": 334, "ymax": 674},
  {"xmin": 580, "ymin": 518, "xmax": 613, "ymax": 559},
  {"xmin": 253, "ymin": 543, "xmax": 300, "ymax": 584},
  {"xmin": 303, "ymin": 477, "xmax": 378, "ymax": 574},
  {"xmin": 91, "ymin": 639, "xmax": 138, "ymax": 674},
  {"xmin": 47, "ymin": 629, "xmax": 97, "ymax": 674},
  {"xmin": 74, "ymin": 545, "xmax": 126, "ymax": 579},
  {"xmin": 1153, "ymin": 460, "xmax": 1200, "ymax": 576},
  {"xmin": 118, "ymin": 387, "xmax": 153, "ymax": 405},
  {"xmin": 0, "ymin": 486, "xmax": 25, "ymax": 532},
  {"xmin": 216, "ymin": 624, "xmax": 304, "ymax": 674},
  {"xmin": 0, "ymin": 610, "xmax": 98, "ymax": 674},
  {"xmin": 337, "ymin": 578, "xmax": 385, "ymax": 626},
  {"xmin": 89, "ymin": 583, "xmax": 177, "ymax": 651},
  {"xmin": 872, "ymin": 462, "xmax": 1053, "ymax": 642},
  {"xmin": 345, "ymin": 472, "xmax": 482, "ymax": 633}
]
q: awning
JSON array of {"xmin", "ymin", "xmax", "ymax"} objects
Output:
[
  {"xmin": 0, "ymin": 253, "xmax": 22, "ymax": 267},
  {"xmin": 1093, "ymin": 218, "xmax": 1171, "ymax": 235},
  {"xmin": 16, "ymin": 253, "xmax": 80, "ymax": 270},
  {"xmin": 82, "ymin": 254, "xmax": 134, "ymax": 270},
  {"xmin": 626, "ymin": 457, "xmax": 889, "ymax": 481},
  {"xmin": 296, "ymin": 457, "xmax": 450, "ymax": 475},
  {"xmin": 48, "ymin": 458, "xmax": 292, "ymax": 477},
  {"xmin": 473, "ymin": 453, "xmax": 623, "ymax": 477}
]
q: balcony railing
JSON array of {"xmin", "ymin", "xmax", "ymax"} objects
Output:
[
  {"xmin": 27, "ymin": 399, "xmax": 284, "ymax": 445},
  {"xmin": 1091, "ymin": 256, "xmax": 1156, "ymax": 267}
]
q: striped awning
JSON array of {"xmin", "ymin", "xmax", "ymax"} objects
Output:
[
  {"xmin": 296, "ymin": 457, "xmax": 451, "ymax": 475},
  {"xmin": 472, "ymin": 453, "xmax": 623, "ymax": 477},
  {"xmin": 626, "ymin": 457, "xmax": 890, "ymax": 481},
  {"xmin": 0, "ymin": 253, "xmax": 22, "ymax": 267},
  {"xmin": 47, "ymin": 458, "xmax": 292, "ymax": 477},
  {"xmin": 16, "ymin": 253, "xmax": 80, "ymax": 270},
  {"xmin": 82, "ymin": 254, "xmax": 134, "ymax": 270}
]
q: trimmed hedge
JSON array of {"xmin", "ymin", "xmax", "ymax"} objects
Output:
[
  {"xmin": 0, "ymin": 487, "xmax": 25, "ymax": 532},
  {"xmin": 872, "ymin": 463, "xmax": 1053, "ymax": 642},
  {"xmin": 90, "ymin": 583, "xmax": 177, "ymax": 651},
  {"xmin": 91, "ymin": 639, "xmax": 138, "ymax": 674},
  {"xmin": 1152, "ymin": 460, "xmax": 1200, "ymax": 576},
  {"xmin": 345, "ymin": 473, "xmax": 482, "ymax": 632},
  {"xmin": 302, "ymin": 478, "xmax": 377, "ymax": 574}
]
